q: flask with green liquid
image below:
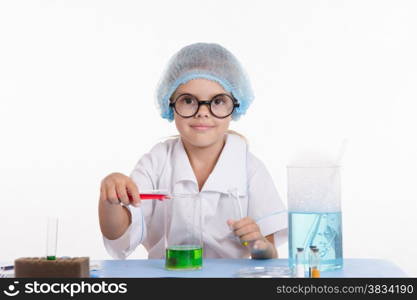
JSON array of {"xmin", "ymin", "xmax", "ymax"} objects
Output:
[{"xmin": 164, "ymin": 193, "xmax": 203, "ymax": 270}]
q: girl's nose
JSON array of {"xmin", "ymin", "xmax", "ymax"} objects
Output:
[{"xmin": 195, "ymin": 103, "xmax": 210, "ymax": 118}]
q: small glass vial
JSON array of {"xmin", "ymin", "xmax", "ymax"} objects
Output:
[
  {"xmin": 309, "ymin": 248, "xmax": 321, "ymax": 278},
  {"xmin": 308, "ymin": 245, "xmax": 317, "ymax": 277},
  {"xmin": 295, "ymin": 247, "xmax": 305, "ymax": 277}
]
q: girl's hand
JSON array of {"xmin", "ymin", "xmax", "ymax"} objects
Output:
[
  {"xmin": 100, "ymin": 172, "xmax": 141, "ymax": 207},
  {"xmin": 227, "ymin": 217, "xmax": 277, "ymax": 259}
]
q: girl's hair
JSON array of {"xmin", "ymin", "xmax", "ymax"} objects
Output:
[{"xmin": 225, "ymin": 130, "xmax": 248, "ymax": 143}]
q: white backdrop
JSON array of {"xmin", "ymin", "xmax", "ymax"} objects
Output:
[{"xmin": 1, "ymin": 0, "xmax": 416, "ymax": 276}]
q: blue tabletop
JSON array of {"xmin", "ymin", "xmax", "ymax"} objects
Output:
[{"xmin": 90, "ymin": 258, "xmax": 407, "ymax": 278}]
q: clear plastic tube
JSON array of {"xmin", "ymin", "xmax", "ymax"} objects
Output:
[{"xmin": 46, "ymin": 217, "xmax": 58, "ymax": 260}]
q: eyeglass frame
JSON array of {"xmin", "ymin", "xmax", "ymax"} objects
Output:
[{"xmin": 169, "ymin": 93, "xmax": 240, "ymax": 119}]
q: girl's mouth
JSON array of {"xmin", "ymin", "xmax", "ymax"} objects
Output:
[{"xmin": 190, "ymin": 124, "xmax": 215, "ymax": 131}]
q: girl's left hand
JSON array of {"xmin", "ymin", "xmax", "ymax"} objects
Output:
[{"xmin": 227, "ymin": 217, "xmax": 277, "ymax": 259}]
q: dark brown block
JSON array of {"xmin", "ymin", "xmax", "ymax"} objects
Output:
[{"xmin": 14, "ymin": 257, "xmax": 90, "ymax": 278}]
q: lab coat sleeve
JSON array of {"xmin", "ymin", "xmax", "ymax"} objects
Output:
[
  {"xmin": 247, "ymin": 154, "xmax": 288, "ymax": 247},
  {"xmin": 102, "ymin": 205, "xmax": 147, "ymax": 259},
  {"xmin": 102, "ymin": 146, "xmax": 161, "ymax": 259}
]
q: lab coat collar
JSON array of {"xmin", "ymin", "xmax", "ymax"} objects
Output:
[{"xmin": 172, "ymin": 133, "xmax": 248, "ymax": 196}]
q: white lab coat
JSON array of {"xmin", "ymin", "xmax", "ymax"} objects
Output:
[{"xmin": 103, "ymin": 133, "xmax": 288, "ymax": 259}]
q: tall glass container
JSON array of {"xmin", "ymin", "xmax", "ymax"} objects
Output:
[
  {"xmin": 287, "ymin": 166, "xmax": 343, "ymax": 271},
  {"xmin": 164, "ymin": 193, "xmax": 203, "ymax": 270}
]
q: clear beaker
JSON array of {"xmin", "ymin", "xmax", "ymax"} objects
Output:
[
  {"xmin": 287, "ymin": 166, "xmax": 343, "ymax": 271},
  {"xmin": 164, "ymin": 193, "xmax": 203, "ymax": 270}
]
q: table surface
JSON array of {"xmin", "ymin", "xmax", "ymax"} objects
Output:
[{"xmin": 89, "ymin": 258, "xmax": 408, "ymax": 278}]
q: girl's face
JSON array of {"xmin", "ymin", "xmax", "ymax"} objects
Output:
[{"xmin": 171, "ymin": 79, "xmax": 232, "ymax": 148}]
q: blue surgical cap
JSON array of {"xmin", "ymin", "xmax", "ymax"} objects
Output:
[{"xmin": 155, "ymin": 42, "xmax": 254, "ymax": 121}]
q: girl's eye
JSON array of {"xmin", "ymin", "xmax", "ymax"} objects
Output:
[
  {"xmin": 179, "ymin": 96, "xmax": 196, "ymax": 105},
  {"xmin": 213, "ymin": 96, "xmax": 227, "ymax": 105}
]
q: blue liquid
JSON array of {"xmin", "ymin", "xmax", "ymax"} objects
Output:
[{"xmin": 289, "ymin": 212, "xmax": 343, "ymax": 272}]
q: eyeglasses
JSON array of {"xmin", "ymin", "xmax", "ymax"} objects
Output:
[{"xmin": 169, "ymin": 93, "xmax": 239, "ymax": 119}]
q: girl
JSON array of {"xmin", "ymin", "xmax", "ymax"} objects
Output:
[{"xmin": 98, "ymin": 43, "xmax": 287, "ymax": 260}]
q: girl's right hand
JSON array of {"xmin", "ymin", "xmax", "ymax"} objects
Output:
[{"xmin": 100, "ymin": 172, "xmax": 141, "ymax": 207}]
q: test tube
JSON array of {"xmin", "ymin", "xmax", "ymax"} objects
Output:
[
  {"xmin": 228, "ymin": 189, "xmax": 248, "ymax": 247},
  {"xmin": 46, "ymin": 217, "xmax": 58, "ymax": 260},
  {"xmin": 309, "ymin": 248, "xmax": 321, "ymax": 278},
  {"xmin": 295, "ymin": 247, "xmax": 305, "ymax": 278},
  {"xmin": 234, "ymin": 189, "xmax": 248, "ymax": 247}
]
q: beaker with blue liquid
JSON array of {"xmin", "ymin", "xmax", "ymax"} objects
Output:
[{"xmin": 287, "ymin": 166, "xmax": 343, "ymax": 272}]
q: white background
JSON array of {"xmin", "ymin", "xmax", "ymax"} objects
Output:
[{"xmin": 1, "ymin": 0, "xmax": 416, "ymax": 276}]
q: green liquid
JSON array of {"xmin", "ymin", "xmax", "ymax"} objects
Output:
[
  {"xmin": 165, "ymin": 245, "xmax": 203, "ymax": 270},
  {"xmin": 47, "ymin": 256, "xmax": 56, "ymax": 260}
]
